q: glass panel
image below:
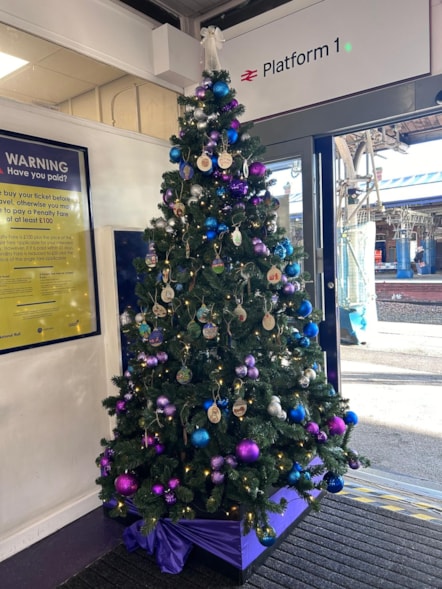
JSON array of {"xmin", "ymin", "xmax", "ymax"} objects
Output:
[{"xmin": 267, "ymin": 158, "xmax": 303, "ymax": 247}]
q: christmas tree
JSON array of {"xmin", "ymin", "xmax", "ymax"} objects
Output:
[{"xmin": 96, "ymin": 30, "xmax": 367, "ymax": 546}]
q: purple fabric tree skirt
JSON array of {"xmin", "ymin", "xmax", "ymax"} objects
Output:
[{"xmin": 107, "ymin": 473, "xmax": 323, "ymax": 576}]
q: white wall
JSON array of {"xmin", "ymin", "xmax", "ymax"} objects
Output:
[{"xmin": 0, "ymin": 100, "xmax": 171, "ymax": 561}]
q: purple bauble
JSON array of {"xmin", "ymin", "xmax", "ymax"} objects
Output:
[
  {"xmin": 162, "ymin": 188, "xmax": 174, "ymax": 205},
  {"xmin": 164, "ymin": 491, "xmax": 177, "ymax": 505},
  {"xmin": 115, "ymin": 400, "xmax": 126, "ymax": 413},
  {"xmin": 250, "ymin": 196, "xmax": 263, "ymax": 206},
  {"xmin": 211, "ymin": 471, "xmax": 225, "ymax": 485},
  {"xmin": 348, "ymin": 458, "xmax": 361, "ymax": 470},
  {"xmin": 328, "ymin": 416, "xmax": 346, "ymax": 436},
  {"xmin": 247, "ymin": 366, "xmax": 260, "ymax": 380},
  {"xmin": 230, "ymin": 118, "xmax": 241, "ymax": 130},
  {"xmin": 155, "ymin": 443, "xmax": 165, "ymax": 455},
  {"xmin": 156, "ymin": 351, "xmax": 168, "ymax": 364},
  {"xmin": 100, "ymin": 456, "xmax": 111, "ymax": 468},
  {"xmin": 225, "ymin": 454, "xmax": 238, "ymax": 468},
  {"xmin": 156, "ymin": 395, "xmax": 170, "ymax": 409},
  {"xmin": 249, "ymin": 162, "xmax": 266, "ymax": 176},
  {"xmin": 305, "ymin": 421, "xmax": 320, "ymax": 435},
  {"xmin": 151, "ymin": 483, "xmax": 164, "ymax": 496},
  {"xmin": 229, "ymin": 179, "xmax": 248, "ymax": 198},
  {"xmin": 254, "ymin": 242, "xmax": 267, "ymax": 256},
  {"xmin": 283, "ymin": 283, "xmax": 296, "ymax": 295},
  {"xmin": 316, "ymin": 430, "xmax": 328, "ymax": 443},
  {"xmin": 146, "ymin": 355, "xmax": 159, "ymax": 368},
  {"xmin": 168, "ymin": 477, "xmax": 180, "ymax": 490},
  {"xmin": 236, "ymin": 439, "xmax": 260, "ymax": 463},
  {"xmin": 244, "ymin": 354, "xmax": 256, "ymax": 367},
  {"xmin": 114, "ymin": 473, "xmax": 138, "ymax": 497},
  {"xmin": 195, "ymin": 85, "xmax": 206, "ymax": 99},
  {"xmin": 163, "ymin": 403, "xmax": 177, "ymax": 417},
  {"xmin": 235, "ymin": 365, "xmax": 248, "ymax": 378},
  {"xmin": 211, "ymin": 455, "xmax": 225, "ymax": 471}
]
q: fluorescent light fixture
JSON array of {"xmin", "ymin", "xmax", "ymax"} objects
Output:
[{"xmin": 0, "ymin": 51, "xmax": 28, "ymax": 79}]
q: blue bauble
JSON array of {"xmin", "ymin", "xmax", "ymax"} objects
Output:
[
  {"xmin": 203, "ymin": 399, "xmax": 213, "ymax": 411},
  {"xmin": 169, "ymin": 146, "xmax": 182, "ymax": 163},
  {"xmin": 274, "ymin": 244, "xmax": 287, "ymax": 259},
  {"xmin": 287, "ymin": 470, "xmax": 300, "ymax": 485},
  {"xmin": 285, "ymin": 262, "xmax": 301, "ymax": 277},
  {"xmin": 324, "ymin": 472, "xmax": 344, "ymax": 493},
  {"xmin": 257, "ymin": 525, "xmax": 277, "ymax": 547},
  {"xmin": 217, "ymin": 222, "xmax": 228, "ymax": 234},
  {"xmin": 191, "ymin": 428, "xmax": 210, "ymax": 448},
  {"xmin": 227, "ymin": 129, "xmax": 238, "ymax": 144},
  {"xmin": 298, "ymin": 336, "xmax": 310, "ymax": 348},
  {"xmin": 288, "ymin": 405, "xmax": 306, "ymax": 423},
  {"xmin": 292, "ymin": 461, "xmax": 303, "ymax": 472},
  {"xmin": 297, "ymin": 300, "xmax": 313, "ymax": 318},
  {"xmin": 204, "ymin": 216, "xmax": 218, "ymax": 230},
  {"xmin": 303, "ymin": 322, "xmax": 319, "ymax": 338},
  {"xmin": 206, "ymin": 229, "xmax": 217, "ymax": 240},
  {"xmin": 212, "ymin": 80, "xmax": 229, "ymax": 98},
  {"xmin": 344, "ymin": 410, "xmax": 359, "ymax": 425}
]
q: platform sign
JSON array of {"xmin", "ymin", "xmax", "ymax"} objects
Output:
[
  {"xmin": 223, "ymin": 0, "xmax": 430, "ymax": 121},
  {"xmin": 0, "ymin": 131, "xmax": 99, "ymax": 353}
]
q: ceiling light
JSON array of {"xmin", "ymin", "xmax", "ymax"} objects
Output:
[{"xmin": 0, "ymin": 51, "xmax": 28, "ymax": 79}]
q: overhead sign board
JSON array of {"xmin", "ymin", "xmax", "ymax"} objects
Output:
[{"xmin": 222, "ymin": 0, "xmax": 430, "ymax": 121}]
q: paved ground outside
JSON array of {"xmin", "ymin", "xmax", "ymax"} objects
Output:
[{"xmin": 340, "ymin": 320, "xmax": 442, "ymax": 496}]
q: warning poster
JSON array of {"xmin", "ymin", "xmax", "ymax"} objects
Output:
[{"xmin": 0, "ymin": 132, "xmax": 99, "ymax": 353}]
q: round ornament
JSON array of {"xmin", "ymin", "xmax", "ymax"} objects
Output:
[
  {"xmin": 196, "ymin": 304, "xmax": 210, "ymax": 323},
  {"xmin": 328, "ymin": 416, "xmax": 346, "ymax": 436},
  {"xmin": 191, "ymin": 428, "xmax": 210, "ymax": 448},
  {"xmin": 190, "ymin": 184, "xmax": 203, "ymax": 197},
  {"xmin": 212, "ymin": 256, "xmax": 225, "ymax": 274},
  {"xmin": 207, "ymin": 403, "xmax": 222, "ymax": 423},
  {"xmin": 236, "ymin": 439, "xmax": 260, "ymax": 463},
  {"xmin": 305, "ymin": 421, "xmax": 320, "ymax": 435},
  {"xmin": 146, "ymin": 355, "xmax": 158, "ymax": 368},
  {"xmin": 262, "ymin": 312, "xmax": 275, "ymax": 331},
  {"xmin": 114, "ymin": 473, "xmax": 139, "ymax": 497},
  {"xmin": 297, "ymin": 300, "xmax": 313, "ymax": 318},
  {"xmin": 235, "ymin": 365, "xmax": 248, "ymax": 378},
  {"xmin": 274, "ymin": 244, "xmax": 286, "ymax": 259},
  {"xmin": 288, "ymin": 404, "xmax": 306, "ymax": 423},
  {"xmin": 204, "ymin": 216, "xmax": 218, "ymax": 230},
  {"xmin": 217, "ymin": 151, "xmax": 233, "ymax": 169},
  {"xmin": 197, "ymin": 154, "xmax": 213, "ymax": 172},
  {"xmin": 244, "ymin": 354, "xmax": 255, "ymax": 367},
  {"xmin": 248, "ymin": 366, "xmax": 260, "ymax": 380},
  {"xmin": 169, "ymin": 147, "xmax": 182, "ymax": 163},
  {"xmin": 193, "ymin": 107, "xmax": 207, "ymax": 121},
  {"xmin": 211, "ymin": 471, "xmax": 225, "ymax": 485},
  {"xmin": 152, "ymin": 303, "xmax": 167, "ymax": 318},
  {"xmin": 249, "ymin": 162, "xmax": 266, "ymax": 176},
  {"xmin": 176, "ymin": 366, "xmax": 192, "ymax": 385},
  {"xmin": 202, "ymin": 322, "xmax": 218, "ymax": 340},
  {"xmin": 267, "ymin": 266, "xmax": 282, "ymax": 284},
  {"xmin": 227, "ymin": 129, "xmax": 238, "ymax": 144},
  {"xmin": 211, "ymin": 455, "xmax": 225, "ymax": 470},
  {"xmin": 267, "ymin": 401, "xmax": 282, "ymax": 417},
  {"xmin": 164, "ymin": 491, "xmax": 177, "ymax": 505},
  {"xmin": 151, "ymin": 483, "xmax": 164, "ymax": 496},
  {"xmin": 344, "ymin": 410, "xmax": 359, "ymax": 425},
  {"xmin": 148, "ymin": 328, "xmax": 164, "ymax": 347},
  {"xmin": 161, "ymin": 285, "xmax": 175, "ymax": 303},
  {"xmin": 256, "ymin": 526, "xmax": 277, "ymax": 547},
  {"xmin": 324, "ymin": 472, "xmax": 345, "ymax": 494},
  {"xmin": 187, "ymin": 320, "xmax": 201, "ymax": 339},
  {"xmin": 229, "ymin": 179, "xmax": 248, "ymax": 198},
  {"xmin": 212, "ymin": 80, "xmax": 229, "ymax": 98},
  {"xmin": 285, "ymin": 262, "xmax": 301, "ymax": 277},
  {"xmin": 232, "ymin": 397, "xmax": 248, "ymax": 418},
  {"xmin": 287, "ymin": 469, "xmax": 301, "ymax": 485},
  {"xmin": 234, "ymin": 304, "xmax": 247, "ymax": 322},
  {"xmin": 316, "ymin": 430, "xmax": 328, "ymax": 443},
  {"xmin": 303, "ymin": 322, "xmax": 319, "ymax": 338}
]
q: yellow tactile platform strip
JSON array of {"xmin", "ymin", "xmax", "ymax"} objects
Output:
[{"xmin": 340, "ymin": 480, "xmax": 442, "ymax": 524}]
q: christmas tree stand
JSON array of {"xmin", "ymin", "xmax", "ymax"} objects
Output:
[{"xmin": 106, "ymin": 467, "xmax": 324, "ymax": 584}]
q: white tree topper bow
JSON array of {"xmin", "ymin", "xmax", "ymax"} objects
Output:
[{"xmin": 200, "ymin": 26, "xmax": 224, "ymax": 72}]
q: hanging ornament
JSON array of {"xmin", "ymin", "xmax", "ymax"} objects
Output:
[
  {"xmin": 114, "ymin": 473, "xmax": 139, "ymax": 497},
  {"xmin": 249, "ymin": 161, "xmax": 267, "ymax": 176},
  {"xmin": 262, "ymin": 311, "xmax": 275, "ymax": 331},
  {"xmin": 327, "ymin": 416, "xmax": 347, "ymax": 436},
  {"xmin": 212, "ymin": 80, "xmax": 230, "ymax": 98},
  {"xmin": 267, "ymin": 265, "xmax": 282, "ymax": 284},
  {"xmin": 344, "ymin": 410, "xmax": 359, "ymax": 425},
  {"xmin": 161, "ymin": 284, "xmax": 175, "ymax": 303},
  {"xmin": 218, "ymin": 151, "xmax": 233, "ymax": 169},
  {"xmin": 231, "ymin": 226, "xmax": 242, "ymax": 247},
  {"xmin": 176, "ymin": 366, "xmax": 193, "ymax": 385},
  {"xmin": 297, "ymin": 300, "xmax": 313, "ymax": 318},
  {"xmin": 212, "ymin": 255, "xmax": 225, "ymax": 274},
  {"xmin": 232, "ymin": 397, "xmax": 247, "ymax": 418},
  {"xmin": 187, "ymin": 319, "xmax": 201, "ymax": 339},
  {"xmin": 152, "ymin": 302, "xmax": 167, "ymax": 318},
  {"xmin": 179, "ymin": 162, "xmax": 194, "ymax": 180},
  {"xmin": 196, "ymin": 153, "xmax": 213, "ymax": 172},
  {"xmin": 236, "ymin": 439, "xmax": 260, "ymax": 463},
  {"xmin": 191, "ymin": 428, "xmax": 210, "ymax": 448},
  {"xmin": 303, "ymin": 322, "xmax": 319, "ymax": 338},
  {"xmin": 169, "ymin": 146, "xmax": 182, "ymax": 163},
  {"xmin": 196, "ymin": 304, "xmax": 210, "ymax": 323},
  {"xmin": 138, "ymin": 322, "xmax": 151, "ymax": 337},
  {"xmin": 145, "ymin": 241, "xmax": 158, "ymax": 268},
  {"xmin": 324, "ymin": 471, "xmax": 345, "ymax": 493},
  {"xmin": 190, "ymin": 184, "xmax": 203, "ymax": 198},
  {"xmin": 285, "ymin": 262, "xmax": 301, "ymax": 277},
  {"xmin": 233, "ymin": 303, "xmax": 247, "ymax": 322},
  {"xmin": 202, "ymin": 322, "xmax": 218, "ymax": 340},
  {"xmin": 148, "ymin": 328, "xmax": 164, "ymax": 347},
  {"xmin": 207, "ymin": 402, "xmax": 222, "ymax": 423},
  {"xmin": 288, "ymin": 404, "xmax": 306, "ymax": 423}
]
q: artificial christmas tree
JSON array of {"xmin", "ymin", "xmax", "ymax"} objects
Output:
[{"xmin": 96, "ymin": 30, "xmax": 367, "ymax": 576}]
